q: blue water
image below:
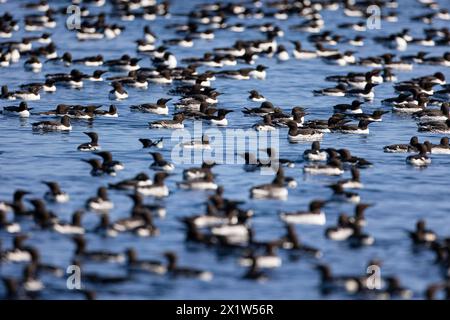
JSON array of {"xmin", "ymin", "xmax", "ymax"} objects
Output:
[{"xmin": 0, "ymin": 0, "xmax": 449, "ymax": 299}]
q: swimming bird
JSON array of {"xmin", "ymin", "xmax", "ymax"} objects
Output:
[
  {"xmin": 315, "ymin": 264, "xmax": 361, "ymax": 295},
  {"xmin": 108, "ymin": 82, "xmax": 128, "ymax": 100},
  {"xmin": 77, "ymin": 132, "xmax": 100, "ymax": 151},
  {"xmin": 280, "ymin": 200, "xmax": 326, "ymax": 225},
  {"xmin": 350, "ymin": 110, "xmax": 390, "ymax": 122},
  {"xmin": 242, "ymin": 101, "xmax": 277, "ymax": 116},
  {"xmin": 183, "ymin": 162, "xmax": 216, "ymax": 181},
  {"xmin": 384, "ymin": 136, "xmax": 420, "ymax": 153},
  {"xmin": 291, "ymin": 40, "xmax": 317, "ymax": 59},
  {"xmin": 130, "ymin": 98, "xmax": 171, "ymax": 115},
  {"xmin": 303, "ymin": 141, "xmax": 328, "ymax": 161},
  {"xmin": 1, "ymin": 235, "xmax": 32, "ymax": 263},
  {"xmin": 250, "ymin": 169, "xmax": 288, "ymax": 200},
  {"xmin": 252, "ymin": 114, "xmax": 277, "ymax": 132},
  {"xmin": 430, "ymin": 137, "xmax": 450, "ymax": 154},
  {"xmin": 149, "ymin": 114, "xmax": 185, "ymax": 129},
  {"xmin": 32, "ymin": 115, "xmax": 72, "ymax": 131},
  {"xmin": 325, "ymin": 214, "xmax": 355, "ymax": 241},
  {"xmin": 334, "ymin": 120, "xmax": 375, "ymax": 134},
  {"xmin": 52, "ymin": 211, "xmax": 84, "ymax": 235},
  {"xmin": 72, "ymin": 235, "xmax": 124, "ymax": 263},
  {"xmin": 337, "ymin": 167, "xmax": 364, "ymax": 189},
  {"xmin": 304, "ymin": 159, "xmax": 344, "ymax": 176},
  {"xmin": 287, "ymin": 121, "xmax": 323, "ymax": 142},
  {"xmin": 20, "ymin": 79, "xmax": 56, "ymax": 93},
  {"xmin": 177, "ymin": 172, "xmax": 218, "ymax": 191},
  {"xmin": 2, "ymin": 101, "xmax": 31, "ymax": 117},
  {"xmin": 136, "ymin": 172, "xmax": 169, "ymax": 197},
  {"xmin": 1, "ymin": 190, "xmax": 30, "ymax": 217},
  {"xmin": 313, "ymin": 83, "xmax": 347, "ymax": 97},
  {"xmin": 338, "ymin": 149, "xmax": 373, "ymax": 168},
  {"xmin": 125, "ymin": 248, "xmax": 166, "ymax": 274},
  {"xmin": 85, "ymin": 187, "xmax": 114, "ymax": 212},
  {"xmin": 346, "ymin": 83, "xmax": 378, "ymax": 100},
  {"xmin": 24, "ymin": 56, "xmax": 42, "ymax": 72},
  {"xmin": 201, "ymin": 109, "xmax": 233, "ymax": 126},
  {"xmin": 248, "ymin": 90, "xmax": 266, "ymax": 102},
  {"xmin": 413, "ymin": 103, "xmax": 449, "ymax": 122},
  {"xmin": 418, "ymin": 119, "xmax": 450, "ymax": 133},
  {"xmin": 164, "ymin": 251, "xmax": 213, "ymax": 281},
  {"xmin": 406, "ymin": 144, "xmax": 431, "ymax": 166},
  {"xmin": 277, "ymin": 224, "xmax": 321, "ymax": 256},
  {"xmin": 407, "ymin": 219, "xmax": 437, "ymax": 245},
  {"xmin": 239, "ymin": 242, "xmax": 282, "ymax": 269},
  {"xmin": 42, "ymin": 181, "xmax": 69, "ymax": 203},
  {"xmin": 149, "ymin": 152, "xmax": 175, "ymax": 172},
  {"xmin": 108, "ymin": 173, "xmax": 152, "ymax": 191}
]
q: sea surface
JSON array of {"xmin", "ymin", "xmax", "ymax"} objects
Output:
[{"xmin": 0, "ymin": 0, "xmax": 449, "ymax": 299}]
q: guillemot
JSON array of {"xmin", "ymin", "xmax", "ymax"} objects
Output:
[
  {"xmin": 149, "ymin": 114, "xmax": 185, "ymax": 129},
  {"xmin": 85, "ymin": 187, "xmax": 114, "ymax": 212},
  {"xmin": 250, "ymin": 169, "xmax": 288, "ymax": 200},
  {"xmin": 280, "ymin": 200, "xmax": 326, "ymax": 225},
  {"xmin": 2, "ymin": 101, "xmax": 31, "ymax": 117},
  {"xmin": 130, "ymin": 98, "xmax": 171, "ymax": 115},
  {"xmin": 77, "ymin": 132, "xmax": 100, "ymax": 151},
  {"xmin": 149, "ymin": 152, "xmax": 175, "ymax": 172},
  {"xmin": 32, "ymin": 115, "xmax": 72, "ymax": 131},
  {"xmin": 42, "ymin": 181, "xmax": 69, "ymax": 203}
]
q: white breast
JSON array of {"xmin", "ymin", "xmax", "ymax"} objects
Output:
[
  {"xmin": 293, "ymin": 50, "xmax": 317, "ymax": 59},
  {"xmin": 137, "ymin": 185, "xmax": 169, "ymax": 197},
  {"xmin": 24, "ymin": 279, "xmax": 44, "ymax": 292},
  {"xmin": 53, "ymin": 224, "xmax": 84, "ymax": 235},
  {"xmin": 209, "ymin": 118, "xmax": 228, "ymax": 126},
  {"xmin": 192, "ymin": 216, "xmax": 231, "ymax": 228},
  {"xmin": 340, "ymin": 181, "xmax": 363, "ymax": 189},
  {"xmin": 277, "ymin": 51, "xmax": 290, "ymax": 61},
  {"xmin": 5, "ymin": 223, "xmax": 21, "ymax": 233},
  {"xmin": 16, "ymin": 93, "xmax": 40, "ymax": 101},
  {"xmin": 239, "ymin": 256, "xmax": 282, "ymax": 268},
  {"xmin": 303, "ymin": 166, "xmax": 344, "ymax": 176},
  {"xmin": 326, "ymin": 228, "xmax": 354, "ymax": 241},
  {"xmin": 89, "ymin": 199, "xmax": 114, "ymax": 212},
  {"xmin": 249, "ymin": 70, "xmax": 266, "ymax": 80},
  {"xmin": 280, "ymin": 212, "xmax": 326, "ymax": 225},
  {"xmin": 431, "ymin": 147, "xmax": 450, "ymax": 154},
  {"xmin": 5, "ymin": 249, "xmax": 31, "ymax": 262},
  {"xmin": 341, "ymin": 128, "xmax": 369, "ymax": 134},
  {"xmin": 109, "ymin": 90, "xmax": 128, "ymax": 100},
  {"xmin": 251, "ymin": 186, "xmax": 288, "ymax": 200},
  {"xmin": 289, "ymin": 132, "xmax": 324, "ymax": 142},
  {"xmin": 211, "ymin": 224, "xmax": 248, "ymax": 237},
  {"xmin": 179, "ymin": 181, "xmax": 218, "ymax": 190},
  {"xmin": 406, "ymin": 157, "xmax": 431, "ymax": 166},
  {"xmin": 303, "ymin": 151, "xmax": 328, "ymax": 161}
]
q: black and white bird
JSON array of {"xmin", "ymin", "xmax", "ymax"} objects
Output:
[
  {"xmin": 42, "ymin": 181, "xmax": 69, "ymax": 203},
  {"xmin": 77, "ymin": 132, "xmax": 100, "ymax": 151}
]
